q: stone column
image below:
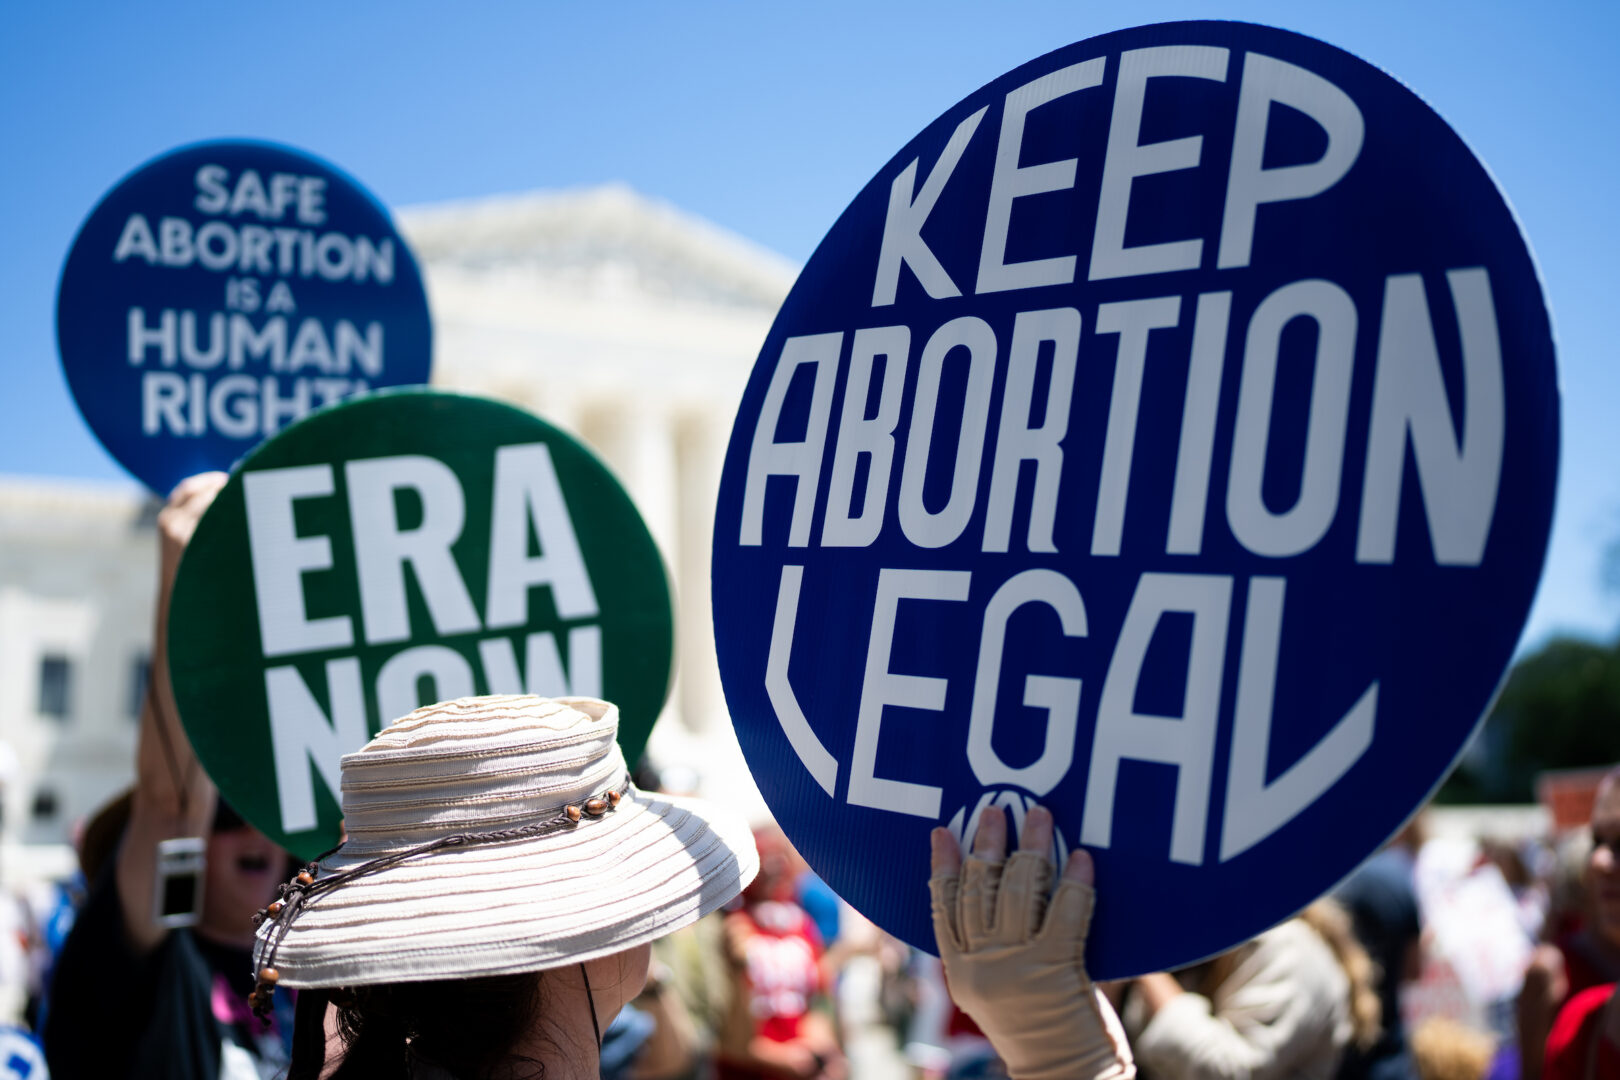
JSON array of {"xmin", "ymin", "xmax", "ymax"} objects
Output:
[
  {"xmin": 674, "ymin": 414, "xmax": 728, "ymax": 736},
  {"xmin": 578, "ymin": 399, "xmax": 684, "ymax": 730},
  {"xmin": 528, "ymin": 385, "xmax": 581, "ymax": 440}
]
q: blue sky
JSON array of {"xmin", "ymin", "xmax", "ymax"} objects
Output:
[{"xmin": 2, "ymin": 0, "xmax": 1616, "ymax": 649}]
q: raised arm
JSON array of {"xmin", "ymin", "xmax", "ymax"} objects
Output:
[{"xmin": 116, "ymin": 472, "xmax": 228, "ymax": 953}]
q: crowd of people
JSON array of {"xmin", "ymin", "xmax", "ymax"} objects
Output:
[{"xmin": 0, "ymin": 474, "xmax": 1614, "ymax": 1080}]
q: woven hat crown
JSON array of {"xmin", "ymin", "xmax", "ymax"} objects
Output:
[
  {"xmin": 250, "ymin": 693, "xmax": 759, "ymax": 992},
  {"xmin": 338, "ymin": 695, "xmax": 625, "ymax": 854}
]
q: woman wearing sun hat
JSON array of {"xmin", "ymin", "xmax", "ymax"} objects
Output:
[{"xmin": 251, "ymin": 694, "xmax": 759, "ymax": 1078}]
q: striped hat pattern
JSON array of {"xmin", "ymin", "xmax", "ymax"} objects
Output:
[{"xmin": 254, "ymin": 695, "xmax": 759, "ymax": 987}]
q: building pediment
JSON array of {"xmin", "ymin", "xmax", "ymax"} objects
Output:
[{"xmin": 398, "ymin": 183, "xmax": 797, "ymax": 313}]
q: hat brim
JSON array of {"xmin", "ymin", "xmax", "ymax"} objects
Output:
[{"xmin": 258, "ymin": 787, "xmax": 759, "ymax": 988}]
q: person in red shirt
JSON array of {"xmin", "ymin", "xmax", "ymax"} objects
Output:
[
  {"xmin": 1544, "ymin": 983, "xmax": 1618, "ymax": 1080},
  {"xmin": 1544, "ymin": 767, "xmax": 1620, "ymax": 1080},
  {"xmin": 717, "ymin": 828, "xmax": 846, "ymax": 1080}
]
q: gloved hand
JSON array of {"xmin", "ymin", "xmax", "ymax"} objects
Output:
[{"xmin": 928, "ymin": 807, "xmax": 1134, "ymax": 1080}]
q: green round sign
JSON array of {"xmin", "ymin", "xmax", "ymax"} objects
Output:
[{"xmin": 169, "ymin": 388, "xmax": 674, "ymax": 858}]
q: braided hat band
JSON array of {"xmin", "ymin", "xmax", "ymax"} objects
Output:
[
  {"xmin": 247, "ymin": 696, "xmax": 758, "ymax": 996},
  {"xmin": 249, "ymin": 775, "xmax": 631, "ymax": 1017}
]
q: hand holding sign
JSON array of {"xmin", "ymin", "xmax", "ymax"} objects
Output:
[
  {"xmin": 928, "ymin": 808, "xmax": 1133, "ymax": 1080},
  {"xmin": 712, "ymin": 21, "xmax": 1558, "ymax": 977},
  {"xmin": 158, "ymin": 473, "xmax": 228, "ymax": 579},
  {"xmin": 168, "ymin": 390, "xmax": 674, "ymax": 859}
]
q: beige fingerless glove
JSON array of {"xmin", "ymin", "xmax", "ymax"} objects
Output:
[{"xmin": 929, "ymin": 850, "xmax": 1135, "ymax": 1080}]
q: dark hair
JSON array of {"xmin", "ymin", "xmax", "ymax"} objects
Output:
[{"xmin": 288, "ymin": 971, "xmax": 552, "ymax": 1080}]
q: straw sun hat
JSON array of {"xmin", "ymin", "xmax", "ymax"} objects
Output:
[{"xmin": 250, "ymin": 695, "xmax": 759, "ymax": 994}]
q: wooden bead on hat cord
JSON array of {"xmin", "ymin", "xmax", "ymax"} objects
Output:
[{"xmin": 247, "ymin": 777, "xmax": 633, "ymax": 1021}]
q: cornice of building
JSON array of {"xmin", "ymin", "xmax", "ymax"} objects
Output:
[
  {"xmin": 0, "ymin": 475, "xmax": 155, "ymax": 536},
  {"xmin": 396, "ymin": 183, "xmax": 798, "ymax": 312}
]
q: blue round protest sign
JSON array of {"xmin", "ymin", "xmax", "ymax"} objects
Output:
[
  {"xmin": 57, "ymin": 140, "xmax": 432, "ymax": 495},
  {"xmin": 711, "ymin": 21, "xmax": 1558, "ymax": 978}
]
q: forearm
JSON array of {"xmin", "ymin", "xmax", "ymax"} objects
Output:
[
  {"xmin": 1134, "ymin": 992, "xmax": 1273, "ymax": 1080},
  {"xmin": 120, "ymin": 626, "xmax": 213, "ymax": 953},
  {"xmin": 629, "ymin": 987, "xmax": 698, "ymax": 1080},
  {"xmin": 132, "ymin": 646, "xmax": 211, "ymax": 824},
  {"xmin": 1134, "ymin": 972, "xmax": 1184, "ymax": 1019},
  {"xmin": 118, "ymin": 473, "xmax": 227, "ymax": 952},
  {"xmin": 1517, "ymin": 945, "xmax": 1563, "ymax": 1080}
]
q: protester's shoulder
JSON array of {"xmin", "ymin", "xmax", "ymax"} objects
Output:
[
  {"xmin": 53, "ymin": 864, "xmax": 129, "ymax": 964},
  {"xmin": 1552, "ymin": 981, "xmax": 1615, "ymax": 1034},
  {"xmin": 55, "ymin": 863, "xmax": 212, "ymax": 1000},
  {"xmin": 1255, "ymin": 918, "xmax": 1328, "ymax": 958},
  {"xmin": 1248, "ymin": 919, "xmax": 1349, "ymax": 995},
  {"xmin": 1336, "ymin": 852, "xmax": 1417, "ymax": 914},
  {"xmin": 45, "ymin": 868, "xmax": 175, "ymax": 1080},
  {"xmin": 1545, "ymin": 982, "xmax": 1616, "ymax": 1075}
]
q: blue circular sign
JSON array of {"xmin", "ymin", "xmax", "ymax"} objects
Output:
[
  {"xmin": 0, "ymin": 1026, "xmax": 45, "ymax": 1080},
  {"xmin": 57, "ymin": 140, "xmax": 432, "ymax": 495},
  {"xmin": 711, "ymin": 21, "xmax": 1558, "ymax": 978}
]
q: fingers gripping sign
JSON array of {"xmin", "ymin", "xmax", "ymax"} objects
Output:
[
  {"xmin": 929, "ymin": 806, "xmax": 1134, "ymax": 1080},
  {"xmin": 159, "ymin": 472, "xmax": 229, "ymax": 576}
]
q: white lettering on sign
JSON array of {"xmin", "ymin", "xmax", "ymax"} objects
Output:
[
  {"xmin": 1226, "ymin": 279, "xmax": 1357, "ymax": 557},
  {"xmin": 347, "ymin": 455, "xmax": 483, "ymax": 644},
  {"xmin": 113, "ymin": 213, "xmax": 393, "ymax": 283},
  {"xmin": 194, "ymin": 165, "xmax": 328, "ymax": 225},
  {"xmin": 760, "ymin": 564, "xmax": 1379, "ymax": 865},
  {"xmin": 374, "ymin": 645, "xmax": 476, "ymax": 729},
  {"xmin": 848, "ymin": 569, "xmax": 971, "ymax": 818},
  {"xmin": 245, "ymin": 444, "xmax": 603, "ymax": 833},
  {"xmin": 265, "ymin": 657, "xmax": 367, "ymax": 833},
  {"xmin": 1083, "ymin": 573, "xmax": 1230, "ymax": 865},
  {"xmin": 141, "ymin": 372, "xmax": 366, "ymax": 439},
  {"xmin": 976, "ymin": 58, "xmax": 1105, "ymax": 294},
  {"xmin": 872, "ymin": 50, "xmax": 1363, "ymax": 308},
  {"xmin": 1165, "ymin": 292, "xmax": 1233, "ymax": 555},
  {"xmin": 740, "ymin": 333, "xmax": 841, "ymax": 547},
  {"xmin": 1090, "ymin": 46, "xmax": 1229, "ymax": 281},
  {"xmin": 968, "ymin": 569, "xmax": 1087, "ymax": 794},
  {"xmin": 245, "ymin": 465, "xmax": 354, "ymax": 658},
  {"xmin": 478, "ymin": 627, "xmax": 603, "ymax": 700},
  {"xmin": 1218, "ymin": 55, "xmax": 1365, "ymax": 270},
  {"xmin": 127, "ymin": 305, "xmax": 381, "ymax": 439},
  {"xmin": 128, "ymin": 310, "xmax": 384, "ymax": 375},
  {"xmin": 872, "ymin": 107, "xmax": 988, "ymax": 306},
  {"xmin": 1221, "ymin": 577, "xmax": 1376, "ymax": 860},
  {"xmin": 981, "ymin": 307, "xmax": 1081, "ymax": 554},
  {"xmin": 1357, "ymin": 269, "xmax": 1504, "ymax": 565},
  {"xmin": 897, "ymin": 317, "xmax": 997, "ymax": 549},
  {"xmin": 1091, "ymin": 296, "xmax": 1183, "ymax": 556},
  {"xmin": 822, "ymin": 327, "xmax": 911, "ymax": 548},
  {"xmin": 111, "ymin": 164, "xmax": 400, "ymax": 288},
  {"xmin": 765, "ymin": 565, "xmax": 840, "ymax": 797},
  {"xmin": 486, "ymin": 443, "xmax": 600, "ymax": 627},
  {"xmin": 734, "ymin": 39, "xmax": 1509, "ymax": 866},
  {"xmin": 745, "ymin": 272, "xmax": 1501, "ymax": 567}
]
